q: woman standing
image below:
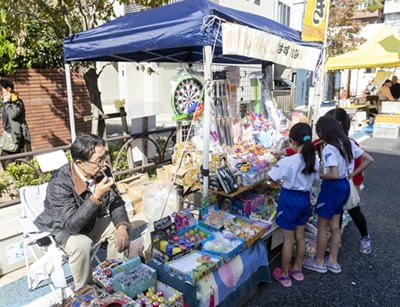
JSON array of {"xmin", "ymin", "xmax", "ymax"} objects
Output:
[
  {"xmin": 378, "ymin": 79, "xmax": 395, "ymax": 101},
  {"xmin": 0, "ymin": 78, "xmax": 31, "ymax": 169}
]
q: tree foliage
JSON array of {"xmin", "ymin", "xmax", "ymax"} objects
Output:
[
  {"xmin": 0, "ymin": 29, "xmax": 17, "ymax": 75},
  {"xmin": 135, "ymin": 0, "xmax": 170, "ymax": 9},
  {"xmin": 327, "ymin": 0, "xmax": 367, "ymax": 58}
]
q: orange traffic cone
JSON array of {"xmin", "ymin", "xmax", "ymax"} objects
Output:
[{"xmin": 362, "ymin": 90, "xmax": 366, "ymax": 102}]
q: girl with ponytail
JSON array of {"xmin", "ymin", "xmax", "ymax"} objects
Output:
[
  {"xmin": 303, "ymin": 115, "xmax": 372, "ymax": 275},
  {"xmin": 266, "ymin": 123, "xmax": 319, "ymax": 287}
]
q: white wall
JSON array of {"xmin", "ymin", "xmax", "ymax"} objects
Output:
[
  {"xmin": 384, "ymin": 0, "xmax": 400, "ymax": 14},
  {"xmin": 212, "ymin": 0, "xmax": 275, "ymax": 19}
]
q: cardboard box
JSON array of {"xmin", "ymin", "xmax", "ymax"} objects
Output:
[
  {"xmin": 116, "ymin": 173, "xmax": 149, "ymax": 194},
  {"xmin": 130, "ymin": 195, "xmax": 143, "ymax": 213},
  {"xmin": 128, "ymin": 180, "xmax": 159, "ymax": 199},
  {"xmin": 156, "ymin": 164, "xmax": 174, "ymax": 182},
  {"xmin": 169, "ymin": 166, "xmax": 198, "ymax": 186}
]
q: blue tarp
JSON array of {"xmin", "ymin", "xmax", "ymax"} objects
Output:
[{"xmin": 63, "ymin": 0, "xmax": 322, "ymax": 64}]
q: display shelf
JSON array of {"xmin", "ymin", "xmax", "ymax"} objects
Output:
[
  {"xmin": 194, "ymin": 180, "xmax": 267, "ymax": 198},
  {"xmin": 261, "ymin": 223, "xmax": 280, "ymax": 240}
]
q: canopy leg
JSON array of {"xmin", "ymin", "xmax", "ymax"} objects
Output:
[
  {"xmin": 65, "ymin": 63, "xmax": 76, "ymax": 142},
  {"xmin": 202, "ymin": 45, "xmax": 213, "ymax": 197}
]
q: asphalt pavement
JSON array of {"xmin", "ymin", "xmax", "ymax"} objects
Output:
[{"xmin": 245, "ymin": 136, "xmax": 400, "ymax": 307}]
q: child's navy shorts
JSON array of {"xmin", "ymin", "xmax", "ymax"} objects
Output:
[
  {"xmin": 275, "ymin": 187, "xmax": 311, "ymax": 231},
  {"xmin": 315, "ymin": 177, "xmax": 350, "ymax": 219}
]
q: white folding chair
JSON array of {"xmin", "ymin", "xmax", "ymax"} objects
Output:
[{"xmin": 19, "ymin": 183, "xmax": 102, "ymax": 303}]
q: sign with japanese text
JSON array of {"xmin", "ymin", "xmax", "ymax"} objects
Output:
[
  {"xmin": 302, "ymin": 0, "xmax": 329, "ymax": 42},
  {"xmin": 222, "ymin": 23, "xmax": 321, "ymax": 71}
]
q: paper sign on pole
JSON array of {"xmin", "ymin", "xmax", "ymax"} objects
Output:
[
  {"xmin": 222, "ymin": 23, "xmax": 321, "ymax": 71},
  {"xmin": 302, "ymin": 0, "xmax": 330, "ymax": 42}
]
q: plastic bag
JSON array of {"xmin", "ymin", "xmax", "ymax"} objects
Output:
[
  {"xmin": 142, "ymin": 181, "xmax": 177, "ymax": 226},
  {"xmin": 29, "ymin": 244, "xmax": 66, "ymax": 288}
]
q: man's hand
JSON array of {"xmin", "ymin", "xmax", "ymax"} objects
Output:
[
  {"xmin": 115, "ymin": 225, "xmax": 130, "ymax": 253},
  {"xmin": 3, "ymin": 90, "xmax": 11, "ymax": 102},
  {"xmin": 93, "ymin": 176, "xmax": 114, "ymax": 200}
]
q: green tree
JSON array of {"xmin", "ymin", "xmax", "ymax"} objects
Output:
[
  {"xmin": 0, "ymin": 0, "xmax": 158, "ymax": 139},
  {"xmin": 0, "ymin": 29, "xmax": 17, "ymax": 75},
  {"xmin": 326, "ymin": 0, "xmax": 367, "ymax": 98},
  {"xmin": 327, "ymin": 0, "xmax": 366, "ymax": 58},
  {"xmin": 12, "ymin": 19, "xmax": 65, "ymax": 69}
]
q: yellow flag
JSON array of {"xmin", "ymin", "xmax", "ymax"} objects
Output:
[{"xmin": 302, "ymin": 0, "xmax": 329, "ymax": 42}]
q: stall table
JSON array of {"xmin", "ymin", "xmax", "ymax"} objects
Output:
[{"xmin": 147, "ymin": 240, "xmax": 271, "ymax": 307}]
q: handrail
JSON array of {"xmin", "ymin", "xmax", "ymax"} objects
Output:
[{"xmin": 0, "ymin": 127, "xmax": 176, "ymax": 209}]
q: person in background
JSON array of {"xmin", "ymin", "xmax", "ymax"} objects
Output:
[
  {"xmin": 34, "ymin": 133, "xmax": 131, "ymax": 290},
  {"xmin": 378, "ymin": 79, "xmax": 395, "ymax": 101},
  {"xmin": 390, "ymin": 76, "xmax": 400, "ymax": 100},
  {"xmin": 0, "ymin": 78, "xmax": 31, "ymax": 169},
  {"xmin": 266, "ymin": 123, "xmax": 319, "ymax": 287}
]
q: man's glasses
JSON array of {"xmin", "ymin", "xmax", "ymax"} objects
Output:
[{"xmin": 87, "ymin": 157, "xmax": 106, "ymax": 167}]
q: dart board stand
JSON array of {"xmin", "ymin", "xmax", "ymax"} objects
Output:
[{"xmin": 171, "ymin": 76, "xmax": 204, "ymax": 121}]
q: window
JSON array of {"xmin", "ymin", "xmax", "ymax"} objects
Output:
[
  {"xmin": 277, "ymin": 2, "xmax": 291, "ymax": 27},
  {"xmin": 254, "ymin": 0, "xmax": 260, "ymax": 4},
  {"xmin": 365, "ymin": 68, "xmax": 376, "ymax": 74}
]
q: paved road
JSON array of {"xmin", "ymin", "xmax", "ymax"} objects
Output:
[{"xmin": 246, "ymin": 136, "xmax": 400, "ymax": 307}]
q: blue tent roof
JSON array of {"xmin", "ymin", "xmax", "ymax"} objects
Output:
[{"xmin": 63, "ymin": 0, "xmax": 322, "ymax": 64}]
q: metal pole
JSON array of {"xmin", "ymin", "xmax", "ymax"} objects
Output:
[
  {"xmin": 312, "ymin": 0, "xmax": 331, "ymax": 138},
  {"xmin": 65, "ymin": 63, "xmax": 76, "ymax": 142},
  {"xmin": 202, "ymin": 45, "xmax": 213, "ymax": 197}
]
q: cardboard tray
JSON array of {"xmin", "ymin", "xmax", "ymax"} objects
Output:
[
  {"xmin": 177, "ymin": 224, "xmax": 214, "ymax": 248},
  {"xmin": 201, "ymin": 236, "xmax": 246, "ymax": 262},
  {"xmin": 164, "ymin": 250, "xmax": 224, "ymax": 284}
]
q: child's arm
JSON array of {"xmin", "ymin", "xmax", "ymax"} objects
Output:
[
  {"xmin": 349, "ymin": 152, "xmax": 374, "ymax": 179},
  {"xmin": 272, "ymin": 150, "xmax": 288, "ymax": 158},
  {"xmin": 320, "ymin": 166, "xmax": 339, "ymax": 180}
]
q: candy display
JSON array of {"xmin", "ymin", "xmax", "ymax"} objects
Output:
[
  {"xmin": 151, "ymin": 216, "xmax": 195, "ymax": 263},
  {"xmin": 65, "ymin": 285, "xmax": 136, "ymax": 307},
  {"xmin": 227, "ymin": 222, "xmax": 264, "ymax": 248},
  {"xmin": 164, "ymin": 250, "xmax": 224, "ymax": 284},
  {"xmin": 172, "ymin": 208, "xmax": 196, "ymax": 232},
  {"xmin": 177, "ymin": 225, "xmax": 213, "ymax": 248},
  {"xmin": 232, "ymin": 191, "xmax": 265, "ymax": 217},
  {"xmin": 200, "ymin": 209, "xmax": 237, "ymax": 232},
  {"xmin": 111, "ymin": 257, "xmax": 157, "ymax": 299},
  {"xmin": 202, "ymin": 231, "xmax": 246, "ymax": 262},
  {"xmin": 92, "ymin": 258, "xmax": 128, "ymax": 293}
]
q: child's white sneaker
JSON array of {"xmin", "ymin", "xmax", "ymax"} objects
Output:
[{"xmin": 360, "ymin": 235, "xmax": 371, "ymax": 254}]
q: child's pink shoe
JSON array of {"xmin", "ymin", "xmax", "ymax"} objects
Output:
[
  {"xmin": 289, "ymin": 265, "xmax": 304, "ymax": 281},
  {"xmin": 273, "ymin": 268, "xmax": 292, "ymax": 287}
]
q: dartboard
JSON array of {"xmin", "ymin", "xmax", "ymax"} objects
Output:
[{"xmin": 171, "ymin": 77, "xmax": 203, "ymax": 118}]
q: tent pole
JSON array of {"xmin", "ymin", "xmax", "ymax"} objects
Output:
[
  {"xmin": 202, "ymin": 45, "xmax": 213, "ymax": 197},
  {"xmin": 65, "ymin": 63, "xmax": 76, "ymax": 142},
  {"xmin": 312, "ymin": 0, "xmax": 331, "ymax": 138}
]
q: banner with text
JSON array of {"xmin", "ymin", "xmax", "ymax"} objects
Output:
[
  {"xmin": 222, "ymin": 23, "xmax": 321, "ymax": 71},
  {"xmin": 302, "ymin": 0, "xmax": 329, "ymax": 42}
]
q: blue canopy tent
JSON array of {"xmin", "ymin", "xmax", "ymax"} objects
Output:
[{"xmin": 63, "ymin": 0, "xmax": 322, "ymax": 196}]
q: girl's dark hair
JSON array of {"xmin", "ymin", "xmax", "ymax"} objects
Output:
[
  {"xmin": 316, "ymin": 115, "xmax": 353, "ymax": 162},
  {"xmin": 326, "ymin": 108, "xmax": 350, "ymax": 136},
  {"xmin": 384, "ymin": 79, "xmax": 392, "ymax": 86},
  {"xmin": 0, "ymin": 78, "xmax": 14, "ymax": 90},
  {"xmin": 71, "ymin": 133, "xmax": 105, "ymax": 162},
  {"xmin": 289, "ymin": 123, "xmax": 316, "ymax": 175}
]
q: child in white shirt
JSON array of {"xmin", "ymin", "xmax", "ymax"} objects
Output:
[{"xmin": 266, "ymin": 123, "xmax": 319, "ymax": 287}]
